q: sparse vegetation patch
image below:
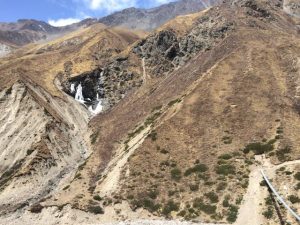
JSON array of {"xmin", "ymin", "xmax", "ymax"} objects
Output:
[
  {"xmin": 184, "ymin": 163, "xmax": 208, "ymax": 176},
  {"xmin": 243, "ymin": 140, "xmax": 275, "ymax": 155}
]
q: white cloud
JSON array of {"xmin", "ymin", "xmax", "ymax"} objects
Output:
[
  {"xmin": 48, "ymin": 18, "xmax": 81, "ymax": 27},
  {"xmin": 85, "ymin": 0, "xmax": 137, "ymax": 11},
  {"xmin": 83, "ymin": 0, "xmax": 175, "ymax": 12},
  {"xmin": 154, "ymin": 0, "xmax": 174, "ymax": 3}
]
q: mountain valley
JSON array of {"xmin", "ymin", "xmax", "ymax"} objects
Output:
[{"xmin": 0, "ymin": 0, "xmax": 300, "ymax": 225}]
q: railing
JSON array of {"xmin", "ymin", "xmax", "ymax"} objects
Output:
[{"xmin": 260, "ymin": 169, "xmax": 300, "ymax": 222}]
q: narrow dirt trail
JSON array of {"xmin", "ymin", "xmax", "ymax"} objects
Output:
[
  {"xmin": 97, "ymin": 126, "xmax": 151, "ymax": 196},
  {"xmin": 142, "ymin": 58, "xmax": 147, "ymax": 84},
  {"xmin": 235, "ymin": 166, "xmax": 265, "ymax": 225}
]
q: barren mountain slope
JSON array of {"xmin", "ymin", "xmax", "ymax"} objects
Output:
[
  {"xmin": 0, "ymin": 0, "xmax": 300, "ymax": 225},
  {"xmin": 0, "ymin": 23, "xmax": 145, "ymax": 221},
  {"xmin": 83, "ymin": 0, "xmax": 300, "ymax": 224}
]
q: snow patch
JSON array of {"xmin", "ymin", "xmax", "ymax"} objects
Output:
[
  {"xmin": 75, "ymin": 83, "xmax": 85, "ymax": 104},
  {"xmin": 89, "ymin": 100, "xmax": 103, "ymax": 115},
  {"xmin": 0, "ymin": 43, "xmax": 12, "ymax": 57},
  {"xmin": 70, "ymin": 83, "xmax": 75, "ymax": 94}
]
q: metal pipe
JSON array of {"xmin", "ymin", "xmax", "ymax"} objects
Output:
[{"xmin": 260, "ymin": 169, "xmax": 300, "ymax": 222}]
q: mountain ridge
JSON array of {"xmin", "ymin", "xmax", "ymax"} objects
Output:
[{"xmin": 99, "ymin": 0, "xmax": 221, "ymax": 30}]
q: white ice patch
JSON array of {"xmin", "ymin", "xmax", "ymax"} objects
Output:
[
  {"xmin": 89, "ymin": 100, "xmax": 103, "ymax": 115},
  {"xmin": 38, "ymin": 24, "xmax": 46, "ymax": 32},
  {"xmin": 0, "ymin": 43, "xmax": 12, "ymax": 58},
  {"xmin": 75, "ymin": 83, "xmax": 85, "ymax": 104},
  {"xmin": 70, "ymin": 83, "xmax": 75, "ymax": 93}
]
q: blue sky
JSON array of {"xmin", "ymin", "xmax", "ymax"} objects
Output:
[{"xmin": 0, "ymin": 0, "xmax": 175, "ymax": 26}]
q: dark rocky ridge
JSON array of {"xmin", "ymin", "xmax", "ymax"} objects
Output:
[{"xmin": 133, "ymin": 13, "xmax": 235, "ymax": 75}]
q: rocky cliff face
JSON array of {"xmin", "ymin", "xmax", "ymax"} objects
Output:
[
  {"xmin": 133, "ymin": 14, "xmax": 234, "ymax": 75},
  {"xmin": 99, "ymin": 0, "xmax": 221, "ymax": 31},
  {"xmin": 0, "ymin": 80, "xmax": 90, "ymax": 215}
]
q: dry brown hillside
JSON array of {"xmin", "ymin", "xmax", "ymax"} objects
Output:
[
  {"xmin": 0, "ymin": 23, "xmax": 145, "ymax": 96},
  {"xmin": 86, "ymin": 0, "xmax": 300, "ymax": 224},
  {"xmin": 0, "ymin": 0, "xmax": 299, "ymax": 225}
]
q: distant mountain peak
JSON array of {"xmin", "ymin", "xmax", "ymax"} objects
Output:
[{"xmin": 99, "ymin": 0, "xmax": 221, "ymax": 31}]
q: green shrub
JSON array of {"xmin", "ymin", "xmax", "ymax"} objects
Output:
[
  {"xmin": 276, "ymin": 146, "xmax": 291, "ymax": 162},
  {"xmin": 168, "ymin": 98, "xmax": 181, "ymax": 107},
  {"xmin": 217, "ymin": 182, "xmax": 227, "ymax": 191},
  {"xmin": 128, "ymin": 125, "xmax": 145, "ymax": 138},
  {"xmin": 296, "ymin": 182, "xmax": 300, "ymax": 190},
  {"xmin": 219, "ymin": 154, "xmax": 232, "ymax": 160},
  {"xmin": 30, "ymin": 203, "xmax": 43, "ymax": 213},
  {"xmin": 87, "ymin": 205, "xmax": 104, "ymax": 214},
  {"xmin": 152, "ymin": 105, "xmax": 162, "ymax": 112},
  {"xmin": 145, "ymin": 112, "xmax": 162, "ymax": 126},
  {"xmin": 148, "ymin": 189, "xmax": 159, "ymax": 199},
  {"xmin": 148, "ymin": 130, "xmax": 158, "ymax": 141},
  {"xmin": 205, "ymin": 192, "xmax": 219, "ymax": 203},
  {"xmin": 142, "ymin": 198, "xmax": 161, "ymax": 212},
  {"xmin": 227, "ymin": 205, "xmax": 239, "ymax": 223},
  {"xmin": 90, "ymin": 131, "xmax": 99, "ymax": 145},
  {"xmin": 168, "ymin": 190, "xmax": 177, "ymax": 197},
  {"xmin": 177, "ymin": 210, "xmax": 186, "ymax": 217},
  {"xmin": 75, "ymin": 173, "xmax": 82, "ymax": 179},
  {"xmin": 171, "ymin": 168, "xmax": 182, "ymax": 181},
  {"xmin": 216, "ymin": 164, "xmax": 236, "ymax": 176},
  {"xmin": 285, "ymin": 171, "xmax": 293, "ymax": 175},
  {"xmin": 217, "ymin": 160, "xmax": 228, "ymax": 165},
  {"xmin": 184, "ymin": 164, "xmax": 208, "ymax": 176},
  {"xmin": 236, "ymin": 196, "xmax": 243, "ymax": 205},
  {"xmin": 223, "ymin": 199, "xmax": 230, "ymax": 207},
  {"xmin": 193, "ymin": 198, "xmax": 216, "ymax": 215},
  {"xmin": 127, "ymin": 195, "xmax": 134, "ymax": 200},
  {"xmin": 276, "ymin": 127, "xmax": 283, "ymax": 134},
  {"xmin": 93, "ymin": 195, "xmax": 102, "ymax": 201},
  {"xmin": 289, "ymin": 195, "xmax": 300, "ymax": 204},
  {"xmin": 63, "ymin": 185, "xmax": 70, "ymax": 190},
  {"xmin": 262, "ymin": 207, "xmax": 273, "ymax": 219},
  {"xmin": 27, "ymin": 149, "xmax": 34, "ymax": 155},
  {"xmin": 189, "ymin": 184, "xmax": 199, "ymax": 191},
  {"xmin": 160, "ymin": 149, "xmax": 169, "ymax": 154},
  {"xmin": 131, "ymin": 198, "xmax": 160, "ymax": 212},
  {"xmin": 162, "ymin": 200, "xmax": 179, "ymax": 215},
  {"xmin": 260, "ymin": 180, "xmax": 267, "ymax": 186},
  {"xmin": 243, "ymin": 141, "xmax": 274, "ymax": 155},
  {"xmin": 294, "ymin": 172, "xmax": 300, "ymax": 181},
  {"xmin": 222, "ymin": 136, "xmax": 233, "ymax": 144},
  {"xmin": 279, "ymin": 167, "xmax": 286, "ymax": 171},
  {"xmin": 265, "ymin": 196, "xmax": 273, "ymax": 205}
]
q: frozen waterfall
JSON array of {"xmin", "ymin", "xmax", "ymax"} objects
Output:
[
  {"xmin": 70, "ymin": 83, "xmax": 75, "ymax": 93},
  {"xmin": 75, "ymin": 83, "xmax": 85, "ymax": 104},
  {"xmin": 88, "ymin": 93, "xmax": 103, "ymax": 115}
]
